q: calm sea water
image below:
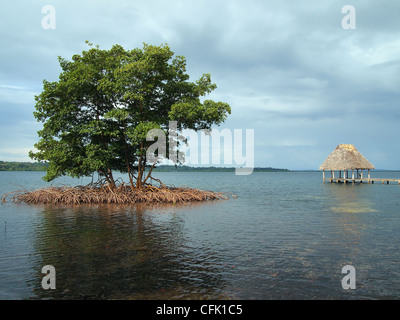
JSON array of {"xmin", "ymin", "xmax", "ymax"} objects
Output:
[{"xmin": 0, "ymin": 170, "xmax": 399, "ymax": 300}]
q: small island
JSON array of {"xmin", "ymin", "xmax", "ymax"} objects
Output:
[
  {"xmin": 2, "ymin": 43, "xmax": 292, "ymax": 206},
  {"xmin": 3, "ymin": 42, "xmax": 235, "ymax": 205}
]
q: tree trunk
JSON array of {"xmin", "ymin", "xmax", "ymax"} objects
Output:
[
  {"xmin": 107, "ymin": 169, "xmax": 116, "ymax": 189},
  {"xmin": 123, "ymin": 124, "xmax": 135, "ymax": 189},
  {"xmin": 136, "ymin": 161, "xmax": 144, "ymax": 189},
  {"xmin": 136, "ymin": 142, "xmax": 145, "ymax": 189},
  {"xmin": 100, "ymin": 169, "xmax": 116, "ymax": 189}
]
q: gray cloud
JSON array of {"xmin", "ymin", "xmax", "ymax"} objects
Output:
[{"xmin": 0, "ymin": 0, "xmax": 400, "ymax": 169}]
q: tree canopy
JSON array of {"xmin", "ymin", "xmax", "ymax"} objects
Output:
[{"xmin": 30, "ymin": 42, "xmax": 231, "ymax": 188}]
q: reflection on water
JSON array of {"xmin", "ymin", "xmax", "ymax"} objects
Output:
[
  {"xmin": 327, "ymin": 184, "xmax": 377, "ymax": 214},
  {"xmin": 1, "ymin": 171, "xmax": 400, "ymax": 300},
  {"xmin": 330, "ymin": 204, "xmax": 377, "ymax": 214},
  {"xmin": 29, "ymin": 203, "xmax": 230, "ymax": 300},
  {"xmin": 320, "ymin": 182, "xmax": 400, "ymax": 299}
]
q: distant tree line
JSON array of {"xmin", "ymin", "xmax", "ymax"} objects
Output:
[
  {"xmin": 0, "ymin": 161, "xmax": 49, "ymax": 171},
  {"xmin": 153, "ymin": 165, "xmax": 291, "ymax": 172},
  {"xmin": 0, "ymin": 161, "xmax": 289, "ymax": 172}
]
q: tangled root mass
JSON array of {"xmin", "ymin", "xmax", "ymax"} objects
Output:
[{"xmin": 2, "ymin": 179, "xmax": 235, "ymax": 205}]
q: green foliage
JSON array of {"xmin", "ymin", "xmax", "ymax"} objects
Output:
[{"xmin": 30, "ymin": 42, "xmax": 231, "ymax": 188}]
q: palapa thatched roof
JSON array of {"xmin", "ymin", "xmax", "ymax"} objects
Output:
[{"xmin": 319, "ymin": 144, "xmax": 375, "ymax": 170}]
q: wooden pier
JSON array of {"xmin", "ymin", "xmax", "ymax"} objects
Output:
[
  {"xmin": 320, "ymin": 144, "xmax": 399, "ymax": 185},
  {"xmin": 323, "ymin": 178, "xmax": 400, "ymax": 185}
]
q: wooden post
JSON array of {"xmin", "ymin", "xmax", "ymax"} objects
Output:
[
  {"xmin": 368, "ymin": 169, "xmax": 371, "ymax": 179},
  {"xmin": 323, "ymin": 170, "xmax": 325, "ymax": 182}
]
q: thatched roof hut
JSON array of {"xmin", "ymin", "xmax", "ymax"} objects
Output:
[
  {"xmin": 320, "ymin": 144, "xmax": 375, "ymax": 171},
  {"xmin": 320, "ymin": 144, "xmax": 375, "ymax": 182}
]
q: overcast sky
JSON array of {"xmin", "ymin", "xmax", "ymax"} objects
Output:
[{"xmin": 1, "ymin": 0, "xmax": 400, "ymax": 170}]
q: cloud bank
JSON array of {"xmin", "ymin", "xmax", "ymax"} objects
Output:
[{"xmin": 1, "ymin": 0, "xmax": 399, "ymax": 169}]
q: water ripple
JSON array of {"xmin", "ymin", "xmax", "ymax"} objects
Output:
[{"xmin": 1, "ymin": 171, "xmax": 400, "ymax": 299}]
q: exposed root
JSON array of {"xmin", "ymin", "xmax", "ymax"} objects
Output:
[{"xmin": 2, "ymin": 184, "xmax": 236, "ymax": 205}]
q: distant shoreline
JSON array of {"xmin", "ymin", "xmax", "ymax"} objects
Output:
[
  {"xmin": 0, "ymin": 161, "xmax": 290, "ymax": 172},
  {"xmin": 152, "ymin": 165, "xmax": 291, "ymax": 172},
  {"xmin": 2, "ymin": 161, "xmax": 399, "ymax": 172},
  {"xmin": 0, "ymin": 161, "xmax": 48, "ymax": 171}
]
